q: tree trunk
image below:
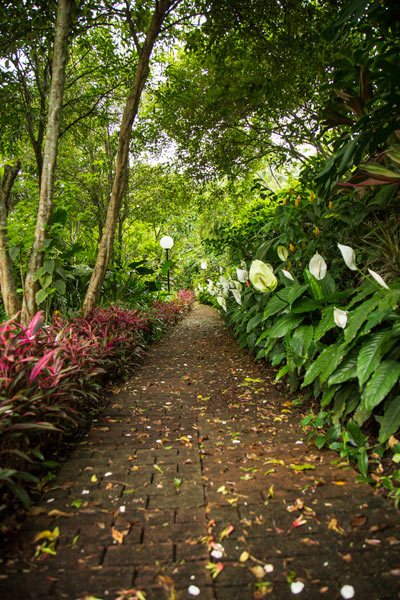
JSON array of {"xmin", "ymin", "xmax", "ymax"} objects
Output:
[
  {"xmin": 20, "ymin": 0, "xmax": 74, "ymax": 325},
  {"xmin": 0, "ymin": 164, "xmax": 22, "ymax": 316},
  {"xmin": 82, "ymin": 0, "xmax": 172, "ymax": 314}
]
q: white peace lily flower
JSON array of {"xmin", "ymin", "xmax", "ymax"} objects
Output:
[
  {"xmin": 282, "ymin": 269, "xmax": 294, "ymax": 281},
  {"xmin": 249, "ymin": 259, "xmax": 278, "ymax": 292},
  {"xmin": 340, "ymin": 584, "xmax": 355, "ymax": 599},
  {"xmin": 334, "ymin": 307, "xmax": 348, "ymax": 328},
  {"xmin": 338, "ymin": 243, "xmax": 357, "ymax": 271},
  {"xmin": 290, "ymin": 581, "xmax": 305, "ymax": 594},
  {"xmin": 309, "ymin": 253, "xmax": 327, "ymax": 280},
  {"xmin": 220, "ymin": 276, "xmax": 228, "ymax": 286},
  {"xmin": 217, "ymin": 296, "xmax": 227, "ymax": 311},
  {"xmin": 277, "ymin": 245, "xmax": 289, "ymax": 261},
  {"xmin": 236, "ymin": 268, "xmax": 248, "ymax": 283},
  {"xmin": 231, "ymin": 288, "xmax": 242, "ymax": 304},
  {"xmin": 368, "ymin": 268, "xmax": 389, "ymax": 289},
  {"xmin": 234, "ymin": 280, "xmax": 242, "ymax": 292}
]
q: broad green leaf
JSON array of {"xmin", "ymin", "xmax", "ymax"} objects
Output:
[
  {"xmin": 8, "ymin": 246, "xmax": 19, "ymax": 262},
  {"xmin": 362, "ymin": 360, "xmax": 400, "ymax": 412},
  {"xmin": 357, "ymin": 331, "xmax": 391, "ymax": 386},
  {"xmin": 246, "ymin": 313, "xmax": 263, "ymax": 333},
  {"xmin": 275, "ymin": 363, "xmax": 290, "ymax": 382},
  {"xmin": 263, "ymin": 295, "xmax": 286, "ymax": 320},
  {"xmin": 347, "ymin": 420, "xmax": 367, "ymax": 447},
  {"xmin": 44, "ymin": 259, "xmax": 55, "ymax": 275},
  {"xmin": 286, "ymin": 284, "xmax": 309, "ymax": 306},
  {"xmin": 36, "ymin": 288, "xmax": 49, "ymax": 305},
  {"xmin": 53, "ymin": 280, "xmax": 66, "ymax": 295},
  {"xmin": 376, "ymin": 396, "xmax": 400, "ymax": 443},
  {"xmin": 344, "ymin": 297, "xmax": 380, "ymax": 343},
  {"xmin": 40, "ymin": 274, "xmax": 53, "ymax": 289},
  {"xmin": 321, "ymin": 384, "xmax": 340, "ymax": 407},
  {"xmin": 357, "ymin": 447, "xmax": 369, "ymax": 478},
  {"xmin": 328, "ymin": 347, "xmax": 358, "ymax": 385},
  {"xmin": 314, "ymin": 307, "xmax": 335, "ymax": 341},
  {"xmin": 290, "ymin": 325, "xmax": 314, "ymax": 357},
  {"xmin": 268, "ymin": 314, "xmax": 304, "ymax": 338},
  {"xmin": 33, "ymin": 266, "xmax": 46, "ymax": 282},
  {"xmin": 302, "ymin": 344, "xmax": 342, "ymax": 388},
  {"xmin": 361, "ymin": 162, "xmax": 400, "ymax": 180},
  {"xmin": 291, "ymin": 297, "xmax": 321, "ymax": 313}
]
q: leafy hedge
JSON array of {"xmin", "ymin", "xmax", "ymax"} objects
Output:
[{"xmin": 0, "ymin": 291, "xmax": 194, "ymax": 507}]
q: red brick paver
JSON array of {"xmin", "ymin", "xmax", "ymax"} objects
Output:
[{"xmin": 0, "ymin": 303, "xmax": 399, "ymax": 599}]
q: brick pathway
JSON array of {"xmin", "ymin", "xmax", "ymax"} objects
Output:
[{"xmin": 0, "ymin": 303, "xmax": 399, "ymax": 599}]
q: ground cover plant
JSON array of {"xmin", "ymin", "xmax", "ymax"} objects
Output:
[{"xmin": 0, "ymin": 291, "xmax": 194, "ymax": 508}]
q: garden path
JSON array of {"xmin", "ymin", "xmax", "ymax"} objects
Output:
[{"xmin": 0, "ymin": 303, "xmax": 399, "ymax": 599}]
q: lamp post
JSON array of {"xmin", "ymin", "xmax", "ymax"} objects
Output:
[{"xmin": 160, "ymin": 235, "xmax": 174, "ymax": 293}]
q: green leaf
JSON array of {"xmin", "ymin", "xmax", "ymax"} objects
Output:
[
  {"xmin": 362, "ymin": 361, "xmax": 400, "ymax": 412},
  {"xmin": 40, "ymin": 274, "xmax": 53, "ymax": 289},
  {"xmin": 53, "ymin": 280, "xmax": 66, "ymax": 295},
  {"xmin": 275, "ymin": 363, "xmax": 290, "ymax": 382},
  {"xmin": 36, "ymin": 288, "xmax": 49, "ymax": 305},
  {"xmin": 347, "ymin": 420, "xmax": 367, "ymax": 447},
  {"xmin": 286, "ymin": 284, "xmax": 309, "ymax": 306},
  {"xmin": 291, "ymin": 297, "xmax": 322, "ymax": 313},
  {"xmin": 290, "ymin": 325, "xmax": 314, "ymax": 357},
  {"xmin": 357, "ymin": 447, "xmax": 369, "ymax": 478},
  {"xmin": 328, "ymin": 347, "xmax": 358, "ymax": 385},
  {"xmin": 302, "ymin": 344, "xmax": 343, "ymax": 388},
  {"xmin": 263, "ymin": 295, "xmax": 286, "ymax": 319},
  {"xmin": 344, "ymin": 297, "xmax": 380, "ymax": 343},
  {"xmin": 246, "ymin": 313, "xmax": 263, "ymax": 333},
  {"xmin": 44, "ymin": 259, "xmax": 55, "ymax": 275},
  {"xmin": 357, "ymin": 331, "xmax": 391, "ymax": 387},
  {"xmin": 376, "ymin": 396, "xmax": 400, "ymax": 443},
  {"xmin": 8, "ymin": 246, "xmax": 19, "ymax": 262},
  {"xmin": 314, "ymin": 307, "xmax": 335, "ymax": 340},
  {"xmin": 268, "ymin": 314, "xmax": 304, "ymax": 338}
]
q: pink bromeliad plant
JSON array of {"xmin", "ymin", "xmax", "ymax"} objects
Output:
[{"xmin": 0, "ymin": 291, "xmax": 194, "ymax": 507}]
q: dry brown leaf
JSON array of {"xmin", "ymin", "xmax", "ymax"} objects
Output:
[
  {"xmin": 249, "ymin": 565, "xmax": 265, "ymax": 579},
  {"xmin": 338, "ymin": 552, "xmax": 352, "ymax": 563},
  {"xmin": 389, "ymin": 435, "xmax": 399, "ymax": 448},
  {"xmin": 350, "ymin": 514, "xmax": 367, "ymax": 528},
  {"xmin": 27, "ymin": 506, "xmax": 46, "ymax": 516},
  {"xmin": 111, "ymin": 527, "xmax": 125, "ymax": 544}
]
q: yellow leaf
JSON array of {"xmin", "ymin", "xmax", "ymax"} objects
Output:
[
  {"xmin": 333, "ymin": 480, "xmax": 346, "ymax": 485},
  {"xmin": 249, "ymin": 565, "xmax": 265, "ymax": 579},
  {"xmin": 48, "ymin": 510, "xmax": 73, "ymax": 518},
  {"xmin": 111, "ymin": 527, "xmax": 125, "ymax": 544},
  {"xmin": 91, "ymin": 474, "xmax": 98, "ymax": 483},
  {"xmin": 239, "ymin": 551, "xmax": 249, "ymax": 562},
  {"xmin": 33, "ymin": 527, "xmax": 60, "ymax": 543}
]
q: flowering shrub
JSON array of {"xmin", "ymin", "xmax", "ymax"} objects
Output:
[
  {"xmin": 205, "ymin": 250, "xmax": 400, "ymax": 488},
  {"xmin": 0, "ymin": 291, "xmax": 194, "ymax": 506}
]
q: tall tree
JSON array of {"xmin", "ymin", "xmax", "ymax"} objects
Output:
[
  {"xmin": 21, "ymin": 0, "xmax": 74, "ymax": 324},
  {"xmin": 82, "ymin": 0, "xmax": 181, "ymax": 313}
]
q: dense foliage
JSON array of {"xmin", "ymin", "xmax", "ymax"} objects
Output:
[{"xmin": 0, "ymin": 291, "xmax": 194, "ymax": 507}]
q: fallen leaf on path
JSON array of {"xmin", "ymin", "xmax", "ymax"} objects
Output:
[
  {"xmin": 111, "ymin": 527, "xmax": 126, "ymax": 544},
  {"xmin": 290, "ymin": 464, "xmax": 315, "ymax": 471},
  {"xmin": 48, "ymin": 509, "xmax": 73, "ymax": 518},
  {"xmin": 350, "ymin": 514, "xmax": 367, "ymax": 528},
  {"xmin": 250, "ymin": 565, "xmax": 266, "ymax": 579},
  {"xmin": 239, "ymin": 551, "xmax": 250, "ymax": 562},
  {"xmin": 219, "ymin": 524, "xmax": 234, "ymax": 541},
  {"xmin": 328, "ymin": 518, "xmax": 345, "ymax": 534}
]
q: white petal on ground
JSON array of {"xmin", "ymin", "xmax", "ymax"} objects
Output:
[
  {"xmin": 340, "ymin": 585, "xmax": 355, "ymax": 599},
  {"xmin": 188, "ymin": 585, "xmax": 201, "ymax": 596},
  {"xmin": 291, "ymin": 581, "xmax": 305, "ymax": 594}
]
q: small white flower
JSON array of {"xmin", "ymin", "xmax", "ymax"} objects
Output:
[
  {"xmin": 338, "ymin": 243, "xmax": 357, "ymax": 271},
  {"xmin": 282, "ymin": 269, "xmax": 294, "ymax": 281},
  {"xmin": 231, "ymin": 288, "xmax": 242, "ymax": 304},
  {"xmin": 309, "ymin": 253, "xmax": 327, "ymax": 280},
  {"xmin": 291, "ymin": 581, "xmax": 305, "ymax": 594},
  {"xmin": 211, "ymin": 549, "xmax": 224, "ymax": 559},
  {"xmin": 104, "ymin": 472, "xmax": 112, "ymax": 477},
  {"xmin": 188, "ymin": 585, "xmax": 201, "ymax": 596},
  {"xmin": 236, "ymin": 268, "xmax": 248, "ymax": 283},
  {"xmin": 277, "ymin": 245, "xmax": 289, "ymax": 261},
  {"xmin": 334, "ymin": 307, "xmax": 348, "ymax": 329},
  {"xmin": 82, "ymin": 489, "xmax": 90, "ymax": 495},
  {"xmin": 368, "ymin": 268, "xmax": 389, "ymax": 289},
  {"xmin": 119, "ymin": 505, "xmax": 126, "ymax": 513},
  {"xmin": 340, "ymin": 584, "xmax": 355, "ymax": 599},
  {"xmin": 264, "ymin": 563, "xmax": 274, "ymax": 573},
  {"xmin": 200, "ymin": 261, "xmax": 208, "ymax": 269}
]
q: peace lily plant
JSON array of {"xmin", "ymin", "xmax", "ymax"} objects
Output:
[{"xmin": 249, "ymin": 259, "xmax": 278, "ymax": 292}]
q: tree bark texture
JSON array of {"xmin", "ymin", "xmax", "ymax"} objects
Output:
[
  {"xmin": 21, "ymin": 0, "xmax": 74, "ymax": 325},
  {"xmin": 0, "ymin": 165, "xmax": 22, "ymax": 316},
  {"xmin": 82, "ymin": 0, "xmax": 173, "ymax": 314}
]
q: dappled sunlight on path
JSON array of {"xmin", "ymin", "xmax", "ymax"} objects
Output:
[{"xmin": 1, "ymin": 303, "xmax": 399, "ymax": 599}]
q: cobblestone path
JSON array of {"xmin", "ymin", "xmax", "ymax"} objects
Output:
[{"xmin": 0, "ymin": 303, "xmax": 399, "ymax": 599}]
